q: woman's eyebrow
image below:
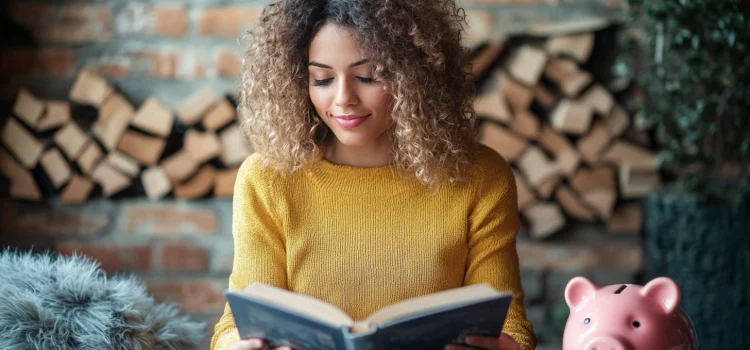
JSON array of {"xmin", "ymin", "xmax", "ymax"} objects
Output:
[{"xmin": 308, "ymin": 59, "xmax": 370, "ymax": 69}]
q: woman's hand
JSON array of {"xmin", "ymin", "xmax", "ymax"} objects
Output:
[
  {"xmin": 229, "ymin": 338, "xmax": 293, "ymax": 350},
  {"xmin": 444, "ymin": 333, "xmax": 520, "ymax": 350}
]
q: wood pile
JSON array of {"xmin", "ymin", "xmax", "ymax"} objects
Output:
[
  {"xmin": 470, "ymin": 28, "xmax": 655, "ymax": 238},
  {"xmin": 1, "ymin": 70, "xmax": 249, "ymax": 204}
]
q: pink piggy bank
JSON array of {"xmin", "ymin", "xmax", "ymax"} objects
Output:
[{"xmin": 563, "ymin": 276, "xmax": 697, "ymax": 350}]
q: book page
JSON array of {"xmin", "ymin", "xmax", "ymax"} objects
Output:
[
  {"xmin": 364, "ymin": 284, "xmax": 506, "ymax": 325},
  {"xmin": 244, "ymin": 283, "xmax": 354, "ymax": 327}
]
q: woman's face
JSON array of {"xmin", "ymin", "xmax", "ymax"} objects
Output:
[{"xmin": 307, "ymin": 22, "xmax": 393, "ymax": 148}]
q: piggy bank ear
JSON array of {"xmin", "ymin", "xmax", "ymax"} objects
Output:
[
  {"xmin": 565, "ymin": 277, "xmax": 599, "ymax": 310},
  {"xmin": 641, "ymin": 277, "xmax": 680, "ymax": 315}
]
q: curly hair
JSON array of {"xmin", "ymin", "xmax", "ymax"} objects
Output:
[{"xmin": 239, "ymin": 0, "xmax": 479, "ymax": 188}]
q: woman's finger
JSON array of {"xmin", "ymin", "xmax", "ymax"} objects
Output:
[
  {"xmin": 465, "ymin": 335, "xmax": 499, "ymax": 349},
  {"xmin": 444, "ymin": 345, "xmax": 476, "ymax": 350}
]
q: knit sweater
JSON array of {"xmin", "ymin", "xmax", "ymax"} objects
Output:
[{"xmin": 211, "ymin": 144, "xmax": 537, "ymax": 350}]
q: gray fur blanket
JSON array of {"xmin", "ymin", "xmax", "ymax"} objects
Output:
[{"xmin": 0, "ymin": 250, "xmax": 205, "ymax": 350}]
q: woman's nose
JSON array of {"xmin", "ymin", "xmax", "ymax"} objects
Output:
[{"xmin": 334, "ymin": 79, "xmax": 359, "ymax": 107}]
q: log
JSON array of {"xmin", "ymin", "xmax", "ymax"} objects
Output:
[
  {"xmin": 161, "ymin": 150, "xmax": 199, "ymax": 183},
  {"xmin": 77, "ymin": 142, "xmax": 103, "ymax": 175},
  {"xmin": 538, "ymin": 125, "xmax": 572, "ymax": 157},
  {"xmin": 130, "ymin": 97, "xmax": 174, "ymax": 137},
  {"xmin": 523, "ymin": 202, "xmax": 566, "ymax": 240},
  {"xmin": 59, "ymin": 174, "xmax": 95, "ymax": 205},
  {"xmin": 473, "ymin": 91, "xmax": 511, "ymax": 124},
  {"xmin": 550, "ymin": 98, "xmax": 593, "ymax": 135},
  {"xmin": 619, "ymin": 162, "xmax": 661, "ymax": 198},
  {"xmin": 69, "ymin": 69, "xmax": 113, "ymax": 107},
  {"xmin": 546, "ymin": 32, "xmax": 594, "ymax": 63},
  {"xmin": 92, "ymin": 100, "xmax": 134, "ymax": 150},
  {"xmin": 175, "ymin": 88, "xmax": 220, "ymax": 126},
  {"xmin": 203, "ymin": 99, "xmax": 236, "ymax": 131},
  {"xmin": 220, "ymin": 124, "xmax": 254, "ymax": 166},
  {"xmin": 141, "ymin": 166, "xmax": 171, "ymax": 200},
  {"xmin": 91, "ymin": 162, "xmax": 131, "ymax": 197},
  {"xmin": 470, "ymin": 42, "xmax": 505, "ymax": 81},
  {"xmin": 577, "ymin": 121, "xmax": 614, "ymax": 165},
  {"xmin": 479, "ymin": 122, "xmax": 527, "ymax": 162},
  {"xmin": 0, "ymin": 149, "xmax": 41, "ymax": 200},
  {"xmin": 604, "ymin": 105, "xmax": 630, "ymax": 137},
  {"xmin": 13, "ymin": 89, "xmax": 45, "ymax": 127},
  {"xmin": 507, "ymin": 46, "xmax": 548, "ymax": 86},
  {"xmin": 608, "ymin": 203, "xmax": 643, "ymax": 235},
  {"xmin": 37, "ymin": 100, "xmax": 71, "ymax": 132},
  {"xmin": 555, "ymin": 185, "xmax": 597, "ymax": 222},
  {"xmin": 544, "ymin": 57, "xmax": 592, "ymax": 97},
  {"xmin": 184, "ymin": 130, "xmax": 222, "ymax": 164},
  {"xmin": 510, "ymin": 110, "xmax": 539, "ymax": 140},
  {"xmin": 117, "ymin": 131, "xmax": 167, "ymax": 165},
  {"xmin": 517, "ymin": 146, "xmax": 559, "ymax": 188},
  {"xmin": 40, "ymin": 148, "xmax": 72, "ymax": 189},
  {"xmin": 99, "ymin": 93, "xmax": 134, "ymax": 120},
  {"xmin": 1, "ymin": 118, "xmax": 45, "ymax": 168},
  {"xmin": 174, "ymin": 165, "xmax": 215, "ymax": 199},
  {"xmin": 601, "ymin": 141, "xmax": 657, "ymax": 167},
  {"xmin": 581, "ymin": 84, "xmax": 614, "ymax": 116},
  {"xmin": 497, "ymin": 73, "xmax": 533, "ymax": 111},
  {"xmin": 214, "ymin": 167, "xmax": 239, "ymax": 197},
  {"xmin": 105, "ymin": 152, "xmax": 140, "ymax": 178},
  {"xmin": 571, "ymin": 167, "xmax": 617, "ymax": 220},
  {"xmin": 560, "ymin": 71, "xmax": 592, "ymax": 97},
  {"xmin": 54, "ymin": 122, "xmax": 90, "ymax": 161},
  {"xmin": 532, "ymin": 83, "xmax": 558, "ymax": 110},
  {"xmin": 513, "ymin": 170, "xmax": 535, "ymax": 211},
  {"xmin": 556, "ymin": 149, "xmax": 582, "ymax": 177},
  {"xmin": 537, "ymin": 175, "xmax": 560, "ymax": 199}
]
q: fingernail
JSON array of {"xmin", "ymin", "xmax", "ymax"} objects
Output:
[
  {"xmin": 465, "ymin": 336, "xmax": 476, "ymax": 344},
  {"xmin": 249, "ymin": 339, "xmax": 263, "ymax": 347}
]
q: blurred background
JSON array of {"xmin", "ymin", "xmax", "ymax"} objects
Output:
[{"xmin": 1, "ymin": 0, "xmax": 747, "ymax": 349}]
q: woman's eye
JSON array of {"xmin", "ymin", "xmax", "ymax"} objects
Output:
[
  {"xmin": 313, "ymin": 78, "xmax": 333, "ymax": 86},
  {"xmin": 357, "ymin": 77, "xmax": 374, "ymax": 84}
]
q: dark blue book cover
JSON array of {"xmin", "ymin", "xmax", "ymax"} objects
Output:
[{"xmin": 227, "ymin": 285, "xmax": 513, "ymax": 350}]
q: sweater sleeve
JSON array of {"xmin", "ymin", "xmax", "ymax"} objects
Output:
[
  {"xmin": 210, "ymin": 155, "xmax": 288, "ymax": 350},
  {"xmin": 464, "ymin": 148, "xmax": 537, "ymax": 350}
]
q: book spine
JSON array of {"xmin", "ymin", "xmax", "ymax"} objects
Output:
[{"xmin": 342, "ymin": 327, "xmax": 378, "ymax": 350}]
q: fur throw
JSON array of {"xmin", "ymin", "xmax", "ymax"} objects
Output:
[{"xmin": 0, "ymin": 250, "xmax": 206, "ymax": 350}]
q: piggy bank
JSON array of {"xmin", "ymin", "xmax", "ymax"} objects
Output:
[{"xmin": 563, "ymin": 276, "xmax": 697, "ymax": 350}]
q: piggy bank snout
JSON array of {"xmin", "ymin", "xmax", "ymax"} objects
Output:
[{"xmin": 584, "ymin": 336, "xmax": 628, "ymax": 350}]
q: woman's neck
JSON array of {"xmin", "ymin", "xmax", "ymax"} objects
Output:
[{"xmin": 324, "ymin": 137, "xmax": 391, "ymax": 168}]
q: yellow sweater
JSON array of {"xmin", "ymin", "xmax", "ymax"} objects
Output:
[{"xmin": 211, "ymin": 144, "xmax": 537, "ymax": 350}]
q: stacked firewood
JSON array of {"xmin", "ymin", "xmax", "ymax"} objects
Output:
[
  {"xmin": 1, "ymin": 70, "xmax": 250, "ymax": 204},
  {"xmin": 471, "ymin": 30, "xmax": 657, "ymax": 238}
]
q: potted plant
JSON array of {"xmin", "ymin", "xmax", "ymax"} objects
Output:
[{"xmin": 621, "ymin": 1, "xmax": 749, "ymax": 348}]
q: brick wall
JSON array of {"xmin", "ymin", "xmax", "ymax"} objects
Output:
[
  {"xmin": 1, "ymin": 0, "xmax": 623, "ymax": 109},
  {"xmin": 0, "ymin": 197, "xmax": 641, "ymax": 348},
  {"xmin": 0, "ymin": 0, "xmax": 632, "ymax": 348}
]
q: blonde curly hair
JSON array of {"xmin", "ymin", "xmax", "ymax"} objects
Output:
[{"xmin": 239, "ymin": 0, "xmax": 479, "ymax": 188}]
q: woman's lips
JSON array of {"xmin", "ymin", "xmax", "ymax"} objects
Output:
[{"xmin": 334, "ymin": 114, "xmax": 370, "ymax": 128}]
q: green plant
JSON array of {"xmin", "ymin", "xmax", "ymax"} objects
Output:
[{"xmin": 622, "ymin": 0, "xmax": 750, "ymax": 200}]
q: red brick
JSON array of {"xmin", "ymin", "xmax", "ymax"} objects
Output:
[
  {"xmin": 121, "ymin": 202, "xmax": 218, "ymax": 236},
  {"xmin": 160, "ymin": 242, "xmax": 210, "ymax": 272},
  {"xmin": 84, "ymin": 57, "xmax": 131, "ymax": 78},
  {"xmin": 0, "ymin": 48, "xmax": 76, "ymax": 77},
  {"xmin": 141, "ymin": 51, "xmax": 179, "ymax": 78},
  {"xmin": 56, "ymin": 243, "xmax": 153, "ymax": 273},
  {"xmin": 146, "ymin": 279, "xmax": 226, "ymax": 314},
  {"xmin": 216, "ymin": 49, "xmax": 240, "ymax": 77},
  {"xmin": 0, "ymin": 199, "xmax": 110, "ymax": 237},
  {"xmin": 197, "ymin": 7, "xmax": 260, "ymax": 38},
  {"xmin": 517, "ymin": 242, "xmax": 642, "ymax": 271},
  {"xmin": 8, "ymin": 3, "xmax": 57, "ymax": 32},
  {"xmin": 39, "ymin": 3, "xmax": 113, "ymax": 43},
  {"xmin": 116, "ymin": 3, "xmax": 187, "ymax": 37}
]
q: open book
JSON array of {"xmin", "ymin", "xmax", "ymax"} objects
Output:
[{"xmin": 226, "ymin": 283, "xmax": 513, "ymax": 350}]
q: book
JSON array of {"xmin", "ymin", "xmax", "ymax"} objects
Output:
[{"xmin": 226, "ymin": 283, "xmax": 513, "ymax": 350}]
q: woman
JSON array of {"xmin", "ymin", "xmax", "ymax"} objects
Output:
[{"xmin": 212, "ymin": 0, "xmax": 537, "ymax": 349}]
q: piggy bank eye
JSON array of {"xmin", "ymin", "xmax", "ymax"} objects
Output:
[
  {"xmin": 632, "ymin": 321, "xmax": 640, "ymax": 328},
  {"xmin": 584, "ymin": 318, "xmax": 591, "ymax": 324}
]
